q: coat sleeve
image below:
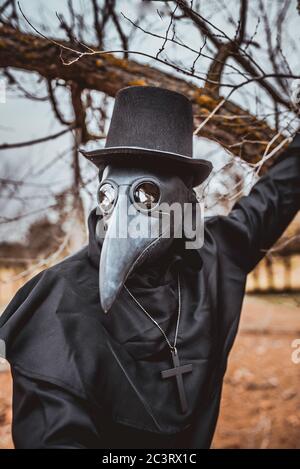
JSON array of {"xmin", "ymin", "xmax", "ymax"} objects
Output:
[
  {"xmin": 216, "ymin": 135, "xmax": 300, "ymax": 273},
  {"xmin": 11, "ymin": 367, "xmax": 102, "ymax": 449}
]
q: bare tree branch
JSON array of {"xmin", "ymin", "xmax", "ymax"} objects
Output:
[
  {"xmin": 0, "ymin": 23, "xmax": 291, "ymax": 166},
  {"xmin": 174, "ymin": 0, "xmax": 291, "ymax": 107},
  {"xmin": 0, "ymin": 126, "xmax": 74, "ymax": 150},
  {"xmin": 47, "ymin": 79, "xmax": 72, "ymax": 125}
]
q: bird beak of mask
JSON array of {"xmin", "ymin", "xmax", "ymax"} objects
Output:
[{"xmin": 95, "ymin": 167, "xmax": 196, "ymax": 313}]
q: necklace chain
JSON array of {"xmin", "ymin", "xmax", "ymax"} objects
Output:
[{"xmin": 124, "ymin": 273, "xmax": 181, "ymax": 353}]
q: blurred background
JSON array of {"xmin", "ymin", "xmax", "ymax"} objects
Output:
[{"xmin": 0, "ymin": 0, "xmax": 299, "ymax": 448}]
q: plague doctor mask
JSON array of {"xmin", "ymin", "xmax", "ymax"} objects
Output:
[{"xmin": 80, "ymin": 86, "xmax": 213, "ymax": 312}]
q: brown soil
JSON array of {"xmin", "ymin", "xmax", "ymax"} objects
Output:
[{"xmin": 0, "ymin": 294, "xmax": 299, "ymax": 449}]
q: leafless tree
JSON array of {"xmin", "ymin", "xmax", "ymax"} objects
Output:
[{"xmin": 0, "ymin": 0, "xmax": 299, "ymax": 271}]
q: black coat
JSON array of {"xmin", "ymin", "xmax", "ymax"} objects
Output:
[{"xmin": 0, "ymin": 143, "xmax": 299, "ymax": 449}]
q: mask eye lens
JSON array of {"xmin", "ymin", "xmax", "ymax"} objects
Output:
[
  {"xmin": 133, "ymin": 182, "xmax": 160, "ymax": 211},
  {"xmin": 98, "ymin": 183, "xmax": 116, "ymax": 214}
]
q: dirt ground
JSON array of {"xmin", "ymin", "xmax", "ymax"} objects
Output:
[{"xmin": 0, "ymin": 294, "xmax": 299, "ymax": 449}]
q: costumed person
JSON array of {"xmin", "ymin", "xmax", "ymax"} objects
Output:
[{"xmin": 0, "ymin": 86, "xmax": 299, "ymax": 449}]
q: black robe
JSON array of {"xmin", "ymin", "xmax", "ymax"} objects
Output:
[{"xmin": 0, "ymin": 143, "xmax": 299, "ymax": 449}]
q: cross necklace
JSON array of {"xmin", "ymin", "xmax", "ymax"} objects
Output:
[{"xmin": 124, "ymin": 274, "xmax": 193, "ymax": 414}]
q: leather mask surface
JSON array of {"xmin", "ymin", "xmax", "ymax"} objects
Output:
[{"xmin": 96, "ymin": 165, "xmax": 194, "ymax": 312}]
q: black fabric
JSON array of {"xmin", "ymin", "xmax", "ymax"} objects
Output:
[{"xmin": 0, "ymin": 147, "xmax": 299, "ymax": 449}]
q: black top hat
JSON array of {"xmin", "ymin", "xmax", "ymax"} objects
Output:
[{"xmin": 80, "ymin": 86, "xmax": 212, "ymax": 186}]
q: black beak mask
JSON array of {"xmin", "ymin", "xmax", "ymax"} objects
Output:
[
  {"xmin": 95, "ymin": 165, "xmax": 196, "ymax": 313},
  {"xmin": 80, "ymin": 85, "xmax": 213, "ymax": 311}
]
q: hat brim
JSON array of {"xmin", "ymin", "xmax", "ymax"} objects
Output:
[{"xmin": 80, "ymin": 146, "xmax": 213, "ymax": 186}]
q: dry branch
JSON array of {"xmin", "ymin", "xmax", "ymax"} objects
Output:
[{"xmin": 0, "ymin": 24, "xmax": 285, "ymax": 167}]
